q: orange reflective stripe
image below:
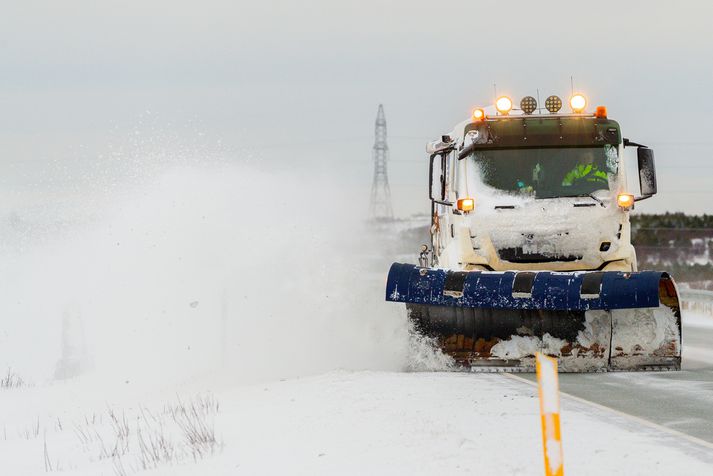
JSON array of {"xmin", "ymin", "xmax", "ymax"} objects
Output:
[{"xmin": 536, "ymin": 353, "xmax": 564, "ymax": 476}]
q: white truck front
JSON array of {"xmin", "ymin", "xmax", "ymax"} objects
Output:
[
  {"xmin": 428, "ymin": 95, "xmax": 657, "ymax": 274},
  {"xmin": 384, "ymin": 93, "xmax": 679, "ymax": 372}
]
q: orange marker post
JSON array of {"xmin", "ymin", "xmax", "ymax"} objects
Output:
[{"xmin": 536, "ymin": 352, "xmax": 564, "ymax": 476}]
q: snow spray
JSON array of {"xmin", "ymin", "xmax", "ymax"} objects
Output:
[{"xmin": 0, "ymin": 136, "xmax": 448, "ymax": 388}]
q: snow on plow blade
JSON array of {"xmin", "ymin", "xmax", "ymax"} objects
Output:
[{"xmin": 386, "ymin": 263, "xmax": 681, "ymax": 372}]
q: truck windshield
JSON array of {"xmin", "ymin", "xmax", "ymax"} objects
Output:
[{"xmin": 468, "ymin": 145, "xmax": 618, "ymax": 199}]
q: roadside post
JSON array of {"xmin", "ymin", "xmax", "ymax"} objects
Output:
[{"xmin": 536, "ymin": 352, "xmax": 564, "ymax": 476}]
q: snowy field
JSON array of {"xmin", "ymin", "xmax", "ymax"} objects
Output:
[
  {"xmin": 3, "ymin": 364, "xmax": 713, "ymax": 475},
  {"xmin": 3, "ymin": 160, "xmax": 713, "ymax": 475},
  {"xmin": 2, "ymin": 312, "xmax": 713, "ymax": 475}
]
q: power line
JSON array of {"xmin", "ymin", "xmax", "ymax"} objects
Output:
[
  {"xmin": 658, "ymin": 165, "xmax": 713, "ymax": 169},
  {"xmin": 635, "ymin": 246, "xmax": 710, "ymax": 250},
  {"xmin": 634, "ymin": 227, "xmax": 713, "ymax": 231}
]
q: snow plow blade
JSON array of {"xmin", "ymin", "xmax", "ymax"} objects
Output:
[{"xmin": 386, "ymin": 263, "xmax": 681, "ymax": 372}]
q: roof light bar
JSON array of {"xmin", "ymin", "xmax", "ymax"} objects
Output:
[
  {"xmin": 570, "ymin": 94, "xmax": 587, "ymax": 113},
  {"xmin": 472, "ymin": 108, "xmax": 485, "ymax": 121},
  {"xmin": 495, "ymin": 96, "xmax": 513, "ymax": 115},
  {"xmin": 545, "ymin": 95, "xmax": 562, "ymax": 113},
  {"xmin": 520, "ymin": 96, "xmax": 537, "ymax": 114}
]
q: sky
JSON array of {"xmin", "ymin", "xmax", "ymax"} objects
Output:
[{"xmin": 2, "ymin": 0, "xmax": 713, "ymax": 216}]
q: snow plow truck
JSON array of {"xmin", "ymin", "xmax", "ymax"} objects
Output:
[{"xmin": 386, "ymin": 93, "xmax": 681, "ymax": 372}]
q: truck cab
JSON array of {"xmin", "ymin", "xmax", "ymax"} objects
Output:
[
  {"xmin": 386, "ymin": 93, "xmax": 679, "ymax": 372},
  {"xmin": 426, "ymin": 95, "xmax": 658, "ymax": 274}
]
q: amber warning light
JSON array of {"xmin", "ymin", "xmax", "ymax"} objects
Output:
[
  {"xmin": 472, "ymin": 108, "xmax": 485, "ymax": 121},
  {"xmin": 457, "ymin": 197, "xmax": 475, "ymax": 212},
  {"xmin": 617, "ymin": 193, "xmax": 635, "ymax": 209}
]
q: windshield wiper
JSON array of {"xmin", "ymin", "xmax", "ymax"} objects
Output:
[{"xmin": 575, "ymin": 193, "xmax": 606, "ymax": 207}]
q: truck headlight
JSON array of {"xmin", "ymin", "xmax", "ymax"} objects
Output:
[
  {"xmin": 457, "ymin": 197, "xmax": 475, "ymax": 213},
  {"xmin": 617, "ymin": 193, "xmax": 634, "ymax": 209}
]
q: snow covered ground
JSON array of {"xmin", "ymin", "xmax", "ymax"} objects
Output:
[
  {"xmin": 4, "ymin": 312, "xmax": 713, "ymax": 475},
  {"xmin": 3, "ymin": 367, "xmax": 713, "ymax": 475},
  {"xmin": 176, "ymin": 370, "xmax": 713, "ymax": 475},
  {"xmin": 3, "ymin": 158, "xmax": 713, "ymax": 475}
]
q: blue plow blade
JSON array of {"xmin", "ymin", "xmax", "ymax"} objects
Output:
[
  {"xmin": 385, "ymin": 262, "xmax": 665, "ymax": 310},
  {"xmin": 385, "ymin": 263, "xmax": 681, "ymax": 372}
]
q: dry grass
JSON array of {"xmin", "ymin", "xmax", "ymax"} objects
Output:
[
  {"xmin": 1, "ymin": 368, "xmax": 26, "ymax": 389},
  {"xmin": 68, "ymin": 393, "xmax": 221, "ymax": 475},
  {"xmin": 20, "ymin": 417, "xmax": 41, "ymax": 440},
  {"xmin": 13, "ymin": 392, "xmax": 221, "ymax": 474},
  {"xmin": 169, "ymin": 394, "xmax": 220, "ymax": 460}
]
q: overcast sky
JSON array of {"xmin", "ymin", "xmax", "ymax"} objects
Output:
[{"xmin": 2, "ymin": 0, "xmax": 712, "ymax": 216}]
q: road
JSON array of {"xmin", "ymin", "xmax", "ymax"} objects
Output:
[{"xmin": 516, "ymin": 314, "xmax": 713, "ymax": 445}]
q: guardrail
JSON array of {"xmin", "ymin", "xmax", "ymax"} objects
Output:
[{"xmin": 680, "ymin": 288, "xmax": 713, "ymax": 316}]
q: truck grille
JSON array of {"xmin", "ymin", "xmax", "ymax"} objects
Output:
[{"xmin": 498, "ymin": 247, "xmax": 582, "ymax": 263}]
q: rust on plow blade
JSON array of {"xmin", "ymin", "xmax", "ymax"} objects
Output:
[{"xmin": 404, "ymin": 276, "xmax": 682, "ymax": 373}]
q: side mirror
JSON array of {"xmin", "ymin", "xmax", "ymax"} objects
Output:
[
  {"xmin": 637, "ymin": 147, "xmax": 657, "ymax": 199},
  {"xmin": 428, "ymin": 153, "xmax": 452, "ymax": 205},
  {"xmin": 428, "ymin": 153, "xmax": 437, "ymax": 201}
]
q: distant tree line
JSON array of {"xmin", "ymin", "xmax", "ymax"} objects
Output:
[
  {"xmin": 632, "ymin": 212, "xmax": 713, "ymax": 248},
  {"xmin": 631, "ymin": 212, "xmax": 713, "ymax": 230},
  {"xmin": 632, "ymin": 213, "xmax": 713, "ymax": 286}
]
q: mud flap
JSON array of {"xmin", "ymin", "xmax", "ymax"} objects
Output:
[{"xmin": 387, "ymin": 263, "xmax": 682, "ymax": 372}]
